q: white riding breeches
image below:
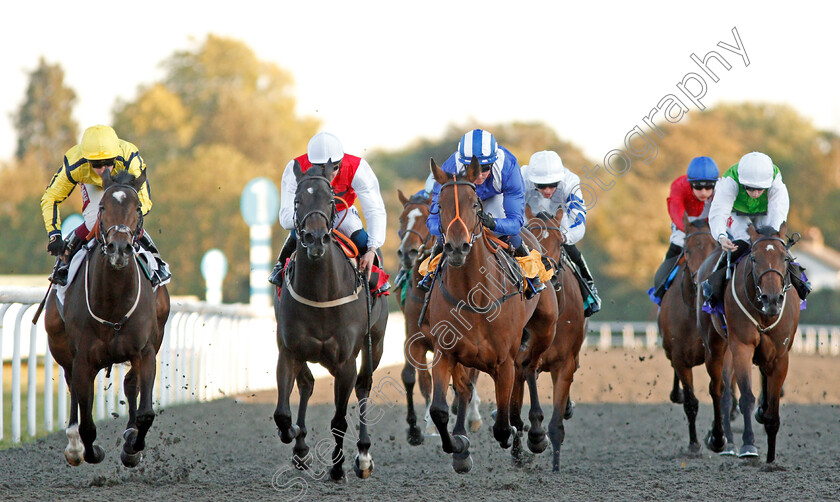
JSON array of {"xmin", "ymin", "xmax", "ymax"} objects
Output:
[
  {"xmin": 334, "ymin": 206, "xmax": 364, "ymax": 238},
  {"xmin": 81, "ymin": 183, "xmax": 105, "ymax": 231}
]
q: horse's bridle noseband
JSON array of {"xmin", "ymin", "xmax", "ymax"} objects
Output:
[
  {"xmin": 97, "ymin": 184, "xmax": 143, "ymax": 253},
  {"xmin": 747, "ymin": 236, "xmax": 791, "ymax": 299},
  {"xmin": 438, "ymin": 178, "xmax": 482, "ymax": 247},
  {"xmin": 294, "ymin": 175, "xmax": 336, "ymax": 248}
]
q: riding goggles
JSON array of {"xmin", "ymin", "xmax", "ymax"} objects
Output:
[
  {"xmin": 689, "ymin": 181, "xmax": 716, "ymax": 190},
  {"xmin": 535, "ymin": 182, "xmax": 559, "ymax": 190}
]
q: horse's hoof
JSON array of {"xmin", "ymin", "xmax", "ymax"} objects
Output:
[
  {"xmin": 120, "ymin": 448, "xmax": 142, "ymax": 468},
  {"xmin": 452, "ymin": 453, "xmax": 473, "ymax": 474},
  {"xmin": 84, "ymin": 445, "xmax": 106, "ymax": 464},
  {"xmin": 527, "ymin": 433, "xmax": 549, "ymax": 454},
  {"xmin": 64, "ymin": 448, "xmax": 83, "ymax": 466},
  {"xmin": 670, "ymin": 389, "xmax": 684, "ymax": 404},
  {"xmin": 468, "ymin": 419, "xmax": 482, "ymax": 433},
  {"xmin": 292, "ymin": 450, "xmax": 312, "ymax": 470},
  {"xmin": 754, "ymin": 408, "xmax": 766, "ymax": 424},
  {"xmin": 353, "ymin": 454, "xmax": 374, "ymax": 480},
  {"xmin": 407, "ymin": 426, "xmax": 424, "ymax": 446},
  {"xmin": 452, "ymin": 435, "xmax": 470, "ymax": 454},
  {"xmin": 490, "ymin": 409, "xmax": 497, "ymax": 421},
  {"xmin": 564, "ymin": 400, "xmax": 576, "ymax": 420},
  {"xmin": 330, "ymin": 468, "xmax": 346, "ymax": 483},
  {"xmin": 738, "ymin": 445, "xmax": 759, "ymax": 458},
  {"xmin": 688, "ymin": 442, "xmax": 701, "ymax": 453},
  {"xmin": 704, "ymin": 430, "xmax": 725, "ymax": 453},
  {"xmin": 277, "ymin": 425, "xmax": 300, "ymax": 444},
  {"xmin": 719, "ymin": 443, "xmax": 738, "ymax": 456},
  {"xmin": 499, "ymin": 426, "xmax": 517, "ymax": 450},
  {"xmin": 123, "ymin": 428, "xmax": 138, "ymax": 443}
]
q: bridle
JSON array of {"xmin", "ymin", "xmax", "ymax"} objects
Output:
[
  {"xmin": 96, "ymin": 183, "xmax": 143, "ymax": 253},
  {"xmin": 744, "ymin": 236, "xmax": 791, "ymax": 305},
  {"xmin": 294, "ymin": 175, "xmax": 337, "ymax": 248},
  {"xmin": 398, "ymin": 199, "xmax": 432, "ymax": 249},
  {"xmin": 679, "ymin": 228, "xmax": 713, "ymax": 305},
  {"xmin": 437, "ymin": 177, "xmax": 483, "ymax": 247}
]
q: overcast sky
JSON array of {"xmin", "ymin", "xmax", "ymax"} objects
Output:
[{"xmin": 1, "ymin": 1, "xmax": 837, "ymax": 165}]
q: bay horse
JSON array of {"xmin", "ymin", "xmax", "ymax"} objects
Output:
[
  {"xmin": 658, "ymin": 215, "xmax": 717, "ymax": 452},
  {"xmin": 520, "ymin": 206, "xmax": 586, "ymax": 471},
  {"xmin": 396, "ymin": 189, "xmax": 482, "ymax": 445},
  {"xmin": 427, "ymin": 157, "xmax": 558, "ymax": 473},
  {"xmin": 699, "ymin": 224, "xmax": 800, "ymax": 462},
  {"xmin": 274, "ymin": 161, "xmax": 388, "ymax": 481},
  {"xmin": 44, "ymin": 169, "xmax": 170, "ymax": 467}
]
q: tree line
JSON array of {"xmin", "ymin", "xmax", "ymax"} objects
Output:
[{"xmin": 2, "ymin": 36, "xmax": 838, "ymax": 322}]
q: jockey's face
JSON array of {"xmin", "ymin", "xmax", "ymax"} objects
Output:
[
  {"xmin": 745, "ymin": 186, "xmax": 766, "ymax": 198},
  {"xmin": 535, "ymin": 182, "xmax": 559, "ymax": 199},
  {"xmin": 90, "ymin": 158, "xmax": 115, "ymax": 177},
  {"xmin": 691, "ymin": 187, "xmax": 713, "ymax": 202},
  {"xmin": 475, "ymin": 164, "xmax": 492, "ymax": 185}
]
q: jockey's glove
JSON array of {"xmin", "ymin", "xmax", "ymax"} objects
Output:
[
  {"xmin": 47, "ymin": 235, "xmax": 65, "ymax": 256},
  {"xmin": 477, "ymin": 211, "xmax": 496, "ymax": 230}
]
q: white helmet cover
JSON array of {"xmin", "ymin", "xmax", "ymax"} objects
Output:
[
  {"xmin": 527, "ymin": 151, "xmax": 566, "ymax": 184},
  {"xmin": 737, "ymin": 151, "xmax": 774, "ymax": 189},
  {"xmin": 307, "ymin": 132, "xmax": 344, "ymax": 164}
]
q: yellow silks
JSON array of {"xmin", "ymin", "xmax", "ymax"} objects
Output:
[{"xmin": 419, "ymin": 253, "xmax": 442, "ymax": 277}]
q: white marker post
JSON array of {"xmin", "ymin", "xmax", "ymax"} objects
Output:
[
  {"xmin": 240, "ymin": 178, "xmax": 280, "ymax": 309},
  {"xmin": 200, "ymin": 249, "xmax": 228, "ymax": 305}
]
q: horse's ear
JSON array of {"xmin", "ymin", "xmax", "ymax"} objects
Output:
[
  {"xmin": 397, "ymin": 189, "xmax": 408, "ymax": 205},
  {"xmin": 100, "ymin": 167, "xmax": 114, "ymax": 188},
  {"xmin": 747, "ymin": 223, "xmax": 759, "ymax": 241},
  {"xmin": 465, "ymin": 156, "xmax": 481, "ymax": 182},
  {"xmin": 293, "ymin": 159, "xmax": 303, "ymax": 180},
  {"xmin": 323, "ymin": 159, "xmax": 337, "ymax": 180},
  {"xmin": 525, "ymin": 205, "xmax": 534, "ymax": 219},
  {"xmin": 430, "ymin": 158, "xmax": 448, "ymax": 185},
  {"xmin": 133, "ymin": 170, "xmax": 147, "ymax": 192},
  {"xmin": 778, "ymin": 221, "xmax": 787, "ymax": 238},
  {"xmin": 682, "ymin": 212, "xmax": 690, "ymax": 231}
]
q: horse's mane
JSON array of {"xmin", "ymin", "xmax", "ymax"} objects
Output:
[
  {"xmin": 688, "ymin": 219, "xmax": 709, "ymax": 229},
  {"xmin": 755, "ymin": 225, "xmax": 778, "ymax": 237},
  {"xmin": 111, "ymin": 169, "xmax": 137, "ymax": 185},
  {"xmin": 407, "ymin": 193, "xmax": 430, "ymax": 205},
  {"xmin": 536, "ymin": 212, "xmax": 553, "ymax": 221}
]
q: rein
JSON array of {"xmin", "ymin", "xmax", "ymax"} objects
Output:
[
  {"xmin": 439, "ymin": 178, "xmax": 482, "ymax": 246},
  {"xmin": 84, "ymin": 250, "xmax": 142, "ymax": 332}
]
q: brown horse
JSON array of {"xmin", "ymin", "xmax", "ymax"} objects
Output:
[
  {"xmin": 273, "ymin": 162, "xmax": 389, "ymax": 481},
  {"xmin": 396, "ymin": 189, "xmax": 481, "ymax": 445},
  {"xmin": 700, "ymin": 224, "xmax": 800, "ymax": 462},
  {"xmin": 658, "ymin": 215, "xmax": 717, "ymax": 452},
  {"xmin": 520, "ymin": 206, "xmax": 587, "ymax": 471},
  {"xmin": 427, "ymin": 157, "xmax": 557, "ymax": 473},
  {"xmin": 45, "ymin": 169, "xmax": 170, "ymax": 467}
]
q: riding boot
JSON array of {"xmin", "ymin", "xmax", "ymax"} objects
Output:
[
  {"xmin": 564, "ymin": 243, "xmax": 600, "ymax": 316},
  {"xmin": 652, "ymin": 243, "xmax": 683, "ymax": 300},
  {"xmin": 417, "ymin": 239, "xmax": 443, "ymax": 292},
  {"xmin": 49, "ymin": 233, "xmax": 83, "ymax": 286},
  {"xmin": 541, "ymin": 256, "xmax": 562, "ymax": 292},
  {"xmin": 268, "ymin": 233, "xmax": 297, "ymax": 287},
  {"xmin": 514, "ymin": 242, "xmax": 545, "ymax": 300},
  {"xmin": 701, "ymin": 240, "xmax": 748, "ymax": 307},
  {"xmin": 138, "ymin": 232, "xmax": 171, "ymax": 287},
  {"xmin": 787, "ymin": 258, "xmax": 811, "ymax": 300}
]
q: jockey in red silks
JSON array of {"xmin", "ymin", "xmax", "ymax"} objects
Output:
[
  {"xmin": 268, "ymin": 132, "xmax": 389, "ymax": 295},
  {"xmin": 648, "ymin": 156, "xmax": 718, "ymax": 304}
]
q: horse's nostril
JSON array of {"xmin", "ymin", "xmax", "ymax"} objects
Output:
[
  {"xmin": 408, "ymin": 250, "xmax": 418, "ymax": 260},
  {"xmin": 460, "ymin": 243, "xmax": 471, "ymax": 254},
  {"xmin": 397, "ymin": 249, "xmax": 403, "ymax": 258},
  {"xmin": 320, "ymin": 234, "xmax": 330, "ymax": 246},
  {"xmin": 444, "ymin": 243, "xmax": 454, "ymax": 254},
  {"xmin": 759, "ymin": 294, "xmax": 768, "ymax": 304}
]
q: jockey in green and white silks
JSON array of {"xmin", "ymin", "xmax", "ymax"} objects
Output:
[{"xmin": 702, "ymin": 151, "xmax": 809, "ymax": 307}]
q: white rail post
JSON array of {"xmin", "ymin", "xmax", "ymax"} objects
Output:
[
  {"xmin": 95, "ymin": 372, "xmax": 105, "ymax": 421},
  {"xmin": 645, "ymin": 323, "xmax": 658, "ymax": 349},
  {"xmin": 599, "ymin": 323, "xmax": 612, "ymax": 350},
  {"xmin": 0, "ymin": 303, "xmax": 14, "ymax": 441},
  {"xmin": 622, "ymin": 324, "xmax": 635, "ymax": 349},
  {"xmin": 792, "ymin": 326, "xmax": 803, "ymax": 353},
  {"xmin": 13, "ymin": 304, "xmax": 27, "ymax": 443},
  {"xmin": 805, "ymin": 327, "xmax": 817, "ymax": 354},
  {"xmin": 831, "ymin": 328, "xmax": 840, "ymax": 356},
  {"xmin": 27, "ymin": 307, "xmax": 38, "ymax": 438},
  {"xmin": 818, "ymin": 328, "xmax": 830, "ymax": 355},
  {"xmin": 44, "ymin": 338, "xmax": 54, "ymax": 432}
]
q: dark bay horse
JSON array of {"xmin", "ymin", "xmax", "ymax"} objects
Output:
[
  {"xmin": 658, "ymin": 215, "xmax": 717, "ymax": 452},
  {"xmin": 396, "ymin": 189, "xmax": 482, "ymax": 446},
  {"xmin": 44, "ymin": 169, "xmax": 170, "ymax": 467},
  {"xmin": 274, "ymin": 162, "xmax": 389, "ymax": 481},
  {"xmin": 427, "ymin": 157, "xmax": 558, "ymax": 473},
  {"xmin": 699, "ymin": 224, "xmax": 800, "ymax": 462},
  {"xmin": 522, "ymin": 207, "xmax": 586, "ymax": 471}
]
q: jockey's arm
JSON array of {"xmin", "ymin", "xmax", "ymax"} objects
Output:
[
  {"xmin": 351, "ymin": 159, "xmax": 387, "ymax": 250},
  {"xmin": 427, "ymin": 179, "xmax": 443, "ymax": 238},
  {"xmin": 40, "ymin": 159, "xmax": 76, "ymax": 238},
  {"xmin": 559, "ymin": 173, "xmax": 587, "ymax": 245},
  {"xmin": 708, "ymin": 176, "xmax": 738, "ymax": 242},
  {"xmin": 123, "ymin": 147, "xmax": 152, "ymax": 215},
  {"xmin": 278, "ymin": 160, "xmax": 298, "ymax": 230},
  {"xmin": 667, "ymin": 178, "xmax": 688, "ymax": 231},
  {"xmin": 766, "ymin": 174, "xmax": 790, "ymax": 231},
  {"xmin": 493, "ymin": 164, "xmax": 526, "ymax": 236}
]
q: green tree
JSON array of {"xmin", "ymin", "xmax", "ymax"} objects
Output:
[{"xmin": 13, "ymin": 57, "xmax": 78, "ymax": 172}]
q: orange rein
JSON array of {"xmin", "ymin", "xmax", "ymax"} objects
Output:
[
  {"xmin": 443, "ymin": 175, "xmax": 476, "ymax": 244},
  {"xmin": 332, "ymin": 228, "xmax": 359, "ymax": 259}
]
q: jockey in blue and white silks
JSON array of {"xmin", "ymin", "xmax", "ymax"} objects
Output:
[{"xmin": 427, "ymin": 129, "xmax": 526, "ymax": 249}]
